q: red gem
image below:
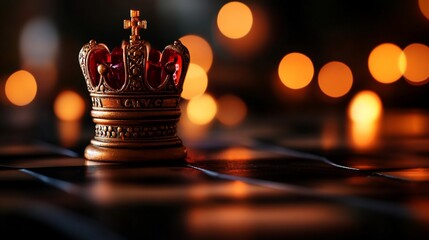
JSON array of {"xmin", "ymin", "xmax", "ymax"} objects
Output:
[
  {"xmin": 146, "ymin": 48, "xmax": 183, "ymax": 89},
  {"xmin": 87, "ymin": 45, "xmax": 125, "ymax": 90},
  {"xmin": 106, "ymin": 47, "xmax": 125, "ymax": 89},
  {"xmin": 88, "ymin": 44, "xmax": 183, "ymax": 90},
  {"xmin": 161, "ymin": 49, "xmax": 182, "ymax": 86},
  {"xmin": 146, "ymin": 49, "xmax": 162, "ymax": 89},
  {"xmin": 88, "ymin": 46, "xmax": 109, "ymax": 87},
  {"xmin": 147, "ymin": 49, "xmax": 182, "ymax": 88}
]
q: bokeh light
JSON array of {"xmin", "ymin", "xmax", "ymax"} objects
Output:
[
  {"xmin": 349, "ymin": 119, "xmax": 379, "ymax": 150},
  {"xmin": 418, "ymin": 0, "xmax": 429, "ymax": 20},
  {"xmin": 278, "ymin": 52, "xmax": 314, "ymax": 89},
  {"xmin": 321, "ymin": 118, "xmax": 339, "ymax": 151},
  {"xmin": 230, "ymin": 181, "xmax": 249, "ymax": 199},
  {"xmin": 214, "ymin": 3, "xmax": 269, "ymax": 58},
  {"xmin": 217, "ymin": 147, "xmax": 253, "ymax": 161},
  {"xmin": 20, "ymin": 17, "xmax": 59, "ymax": 101},
  {"xmin": 318, "ymin": 61, "xmax": 353, "ymax": 98},
  {"xmin": 178, "ymin": 102, "xmax": 210, "ymax": 142},
  {"xmin": 272, "ymin": 72, "xmax": 309, "ymax": 103},
  {"xmin": 57, "ymin": 121, "xmax": 81, "ymax": 148},
  {"xmin": 181, "ymin": 63, "xmax": 208, "ymax": 100},
  {"xmin": 348, "ymin": 90, "xmax": 383, "ymax": 123},
  {"xmin": 368, "ymin": 43, "xmax": 406, "ymax": 84},
  {"xmin": 179, "ymin": 35, "xmax": 213, "ymax": 73},
  {"xmin": 5, "ymin": 70, "xmax": 37, "ymax": 106},
  {"xmin": 20, "ymin": 18, "xmax": 59, "ymax": 67},
  {"xmin": 403, "ymin": 43, "xmax": 429, "ymax": 85},
  {"xmin": 216, "ymin": 95, "xmax": 247, "ymax": 126},
  {"xmin": 54, "ymin": 90, "xmax": 86, "ymax": 121},
  {"xmin": 383, "ymin": 112, "xmax": 428, "ymax": 137},
  {"xmin": 348, "ymin": 91, "xmax": 382, "ymax": 150},
  {"xmin": 217, "ymin": 1, "xmax": 253, "ymax": 39},
  {"xmin": 187, "ymin": 93, "xmax": 217, "ymax": 125}
]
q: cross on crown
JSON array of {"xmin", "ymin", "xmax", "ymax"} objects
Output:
[{"xmin": 123, "ymin": 9, "xmax": 147, "ymax": 44}]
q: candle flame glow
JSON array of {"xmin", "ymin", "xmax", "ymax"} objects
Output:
[{"xmin": 348, "ymin": 90, "xmax": 383, "ymax": 123}]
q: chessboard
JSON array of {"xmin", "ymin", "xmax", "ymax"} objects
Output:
[{"xmin": 1, "ymin": 110, "xmax": 429, "ymax": 240}]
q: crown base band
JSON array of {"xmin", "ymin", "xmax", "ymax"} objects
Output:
[
  {"xmin": 91, "ymin": 110, "xmax": 181, "ymax": 121},
  {"xmin": 84, "ymin": 143, "xmax": 187, "ymax": 162},
  {"xmin": 85, "ymin": 113, "xmax": 183, "ymax": 162}
]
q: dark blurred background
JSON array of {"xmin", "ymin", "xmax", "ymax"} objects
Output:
[{"xmin": 0, "ymin": 0, "xmax": 428, "ymax": 150}]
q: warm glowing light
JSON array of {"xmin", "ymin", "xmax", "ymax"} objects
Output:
[
  {"xmin": 391, "ymin": 168, "xmax": 429, "ymax": 181},
  {"xmin": 5, "ymin": 70, "xmax": 37, "ymax": 106},
  {"xmin": 186, "ymin": 205, "xmax": 353, "ymax": 240},
  {"xmin": 218, "ymin": 147, "xmax": 253, "ymax": 160},
  {"xmin": 20, "ymin": 18, "xmax": 59, "ymax": 101},
  {"xmin": 178, "ymin": 102, "xmax": 210, "ymax": 142},
  {"xmin": 272, "ymin": 74, "xmax": 308, "ymax": 103},
  {"xmin": 384, "ymin": 112, "xmax": 428, "ymax": 136},
  {"xmin": 217, "ymin": 1, "xmax": 253, "ymax": 39},
  {"xmin": 321, "ymin": 118, "xmax": 339, "ymax": 150},
  {"xmin": 54, "ymin": 90, "xmax": 86, "ymax": 121},
  {"xmin": 181, "ymin": 63, "xmax": 208, "ymax": 100},
  {"xmin": 403, "ymin": 43, "xmax": 429, "ymax": 84},
  {"xmin": 179, "ymin": 35, "xmax": 213, "ymax": 73},
  {"xmin": 348, "ymin": 90, "xmax": 382, "ymax": 123},
  {"xmin": 348, "ymin": 91, "xmax": 382, "ymax": 150},
  {"xmin": 368, "ymin": 43, "xmax": 405, "ymax": 84},
  {"xmin": 278, "ymin": 52, "xmax": 314, "ymax": 89},
  {"xmin": 318, "ymin": 61, "xmax": 353, "ymax": 98},
  {"xmin": 187, "ymin": 94, "xmax": 217, "ymax": 125},
  {"xmin": 57, "ymin": 121, "xmax": 81, "ymax": 148},
  {"xmin": 216, "ymin": 95, "xmax": 247, "ymax": 126},
  {"xmin": 215, "ymin": 3, "xmax": 269, "ymax": 58},
  {"xmin": 231, "ymin": 181, "xmax": 248, "ymax": 199},
  {"xmin": 419, "ymin": 0, "xmax": 429, "ymax": 20},
  {"xmin": 349, "ymin": 120, "xmax": 379, "ymax": 150}
]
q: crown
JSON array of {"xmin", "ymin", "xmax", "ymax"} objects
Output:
[{"xmin": 78, "ymin": 9, "xmax": 190, "ymax": 162}]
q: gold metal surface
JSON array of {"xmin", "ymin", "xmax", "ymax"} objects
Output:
[
  {"xmin": 79, "ymin": 9, "xmax": 190, "ymax": 162},
  {"xmin": 123, "ymin": 9, "xmax": 147, "ymax": 44}
]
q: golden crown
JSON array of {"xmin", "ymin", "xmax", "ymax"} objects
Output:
[{"xmin": 78, "ymin": 9, "xmax": 190, "ymax": 162}]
